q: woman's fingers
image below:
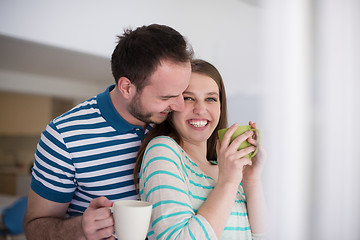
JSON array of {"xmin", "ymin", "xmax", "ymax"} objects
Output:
[
  {"xmin": 238, "ymin": 157, "xmax": 252, "ymax": 167},
  {"xmin": 219, "ymin": 123, "xmax": 239, "ymax": 151},
  {"xmin": 248, "ymin": 121, "xmax": 260, "ymax": 146},
  {"xmin": 220, "ymin": 122, "xmax": 259, "ymax": 156},
  {"xmin": 247, "ymin": 136, "xmax": 257, "ymax": 146},
  {"xmin": 249, "ymin": 121, "xmax": 257, "ymax": 129},
  {"xmin": 232, "ymin": 145, "xmax": 256, "ymax": 160},
  {"xmin": 229, "ymin": 130, "xmax": 254, "ymax": 150}
]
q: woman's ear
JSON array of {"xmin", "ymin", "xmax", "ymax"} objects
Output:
[{"xmin": 117, "ymin": 77, "xmax": 135, "ymax": 99}]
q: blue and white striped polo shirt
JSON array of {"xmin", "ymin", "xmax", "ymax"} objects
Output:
[{"xmin": 31, "ymin": 85, "xmax": 151, "ymax": 215}]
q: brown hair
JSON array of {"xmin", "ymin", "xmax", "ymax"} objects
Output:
[
  {"xmin": 134, "ymin": 59, "xmax": 228, "ymax": 192},
  {"xmin": 111, "ymin": 24, "xmax": 193, "ymax": 92}
]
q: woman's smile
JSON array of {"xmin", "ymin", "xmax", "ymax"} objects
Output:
[{"xmin": 187, "ymin": 119, "xmax": 209, "ymax": 128}]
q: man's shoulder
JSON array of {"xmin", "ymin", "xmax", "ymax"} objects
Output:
[{"xmin": 52, "ymin": 96, "xmax": 100, "ymax": 125}]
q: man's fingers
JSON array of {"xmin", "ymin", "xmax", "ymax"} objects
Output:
[
  {"xmin": 82, "ymin": 206, "xmax": 114, "ymax": 240},
  {"xmin": 93, "ymin": 207, "xmax": 113, "ymax": 221},
  {"xmin": 88, "ymin": 226, "xmax": 115, "ymax": 240},
  {"xmin": 89, "ymin": 197, "xmax": 113, "ymax": 209},
  {"xmin": 96, "ymin": 212, "xmax": 114, "ymax": 229}
]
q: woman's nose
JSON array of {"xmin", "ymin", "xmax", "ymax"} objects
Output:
[{"xmin": 193, "ymin": 101, "xmax": 206, "ymax": 114}]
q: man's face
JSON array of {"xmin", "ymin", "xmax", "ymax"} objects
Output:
[{"xmin": 128, "ymin": 60, "xmax": 191, "ymax": 124}]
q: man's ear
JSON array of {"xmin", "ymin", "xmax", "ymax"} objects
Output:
[{"xmin": 117, "ymin": 77, "xmax": 135, "ymax": 99}]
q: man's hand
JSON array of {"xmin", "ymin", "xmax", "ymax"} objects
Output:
[
  {"xmin": 82, "ymin": 197, "xmax": 115, "ymax": 240},
  {"xmin": 25, "ymin": 190, "xmax": 115, "ymax": 240}
]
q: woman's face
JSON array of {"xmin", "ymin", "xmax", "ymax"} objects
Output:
[{"xmin": 172, "ymin": 72, "xmax": 221, "ymax": 145}]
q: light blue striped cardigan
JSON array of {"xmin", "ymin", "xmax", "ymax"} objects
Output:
[{"xmin": 140, "ymin": 136, "xmax": 253, "ymax": 240}]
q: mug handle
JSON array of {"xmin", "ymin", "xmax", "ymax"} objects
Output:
[
  {"xmin": 107, "ymin": 206, "xmax": 117, "ymax": 238},
  {"xmin": 107, "ymin": 206, "xmax": 114, "ymax": 212},
  {"xmin": 249, "ymin": 128, "xmax": 261, "ymax": 158}
]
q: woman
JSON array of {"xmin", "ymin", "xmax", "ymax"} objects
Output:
[{"xmin": 134, "ymin": 59, "xmax": 266, "ymax": 239}]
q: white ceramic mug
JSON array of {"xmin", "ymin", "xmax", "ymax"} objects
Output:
[{"xmin": 111, "ymin": 200, "xmax": 152, "ymax": 240}]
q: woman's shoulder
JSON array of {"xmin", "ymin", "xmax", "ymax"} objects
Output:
[
  {"xmin": 147, "ymin": 135, "xmax": 180, "ymax": 149},
  {"xmin": 145, "ymin": 136, "xmax": 184, "ymax": 158}
]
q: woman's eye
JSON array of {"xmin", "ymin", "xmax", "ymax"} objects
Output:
[
  {"xmin": 206, "ymin": 97, "xmax": 218, "ymax": 102},
  {"xmin": 184, "ymin": 97, "xmax": 193, "ymax": 101}
]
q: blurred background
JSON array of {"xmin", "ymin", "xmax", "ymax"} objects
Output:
[{"xmin": 0, "ymin": 0, "xmax": 359, "ymax": 239}]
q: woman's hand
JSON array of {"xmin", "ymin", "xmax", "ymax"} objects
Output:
[
  {"xmin": 242, "ymin": 121, "xmax": 266, "ymax": 184},
  {"xmin": 216, "ymin": 123, "xmax": 256, "ymax": 187}
]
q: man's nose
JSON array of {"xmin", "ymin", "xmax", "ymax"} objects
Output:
[{"xmin": 170, "ymin": 95, "xmax": 185, "ymax": 112}]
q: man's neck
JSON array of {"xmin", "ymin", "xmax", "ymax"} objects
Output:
[{"xmin": 109, "ymin": 87, "xmax": 146, "ymax": 129}]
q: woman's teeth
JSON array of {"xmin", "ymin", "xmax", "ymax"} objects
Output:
[{"xmin": 189, "ymin": 120, "xmax": 208, "ymax": 127}]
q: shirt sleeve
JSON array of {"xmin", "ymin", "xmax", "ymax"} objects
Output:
[
  {"xmin": 31, "ymin": 121, "xmax": 76, "ymax": 203},
  {"xmin": 139, "ymin": 136, "xmax": 217, "ymax": 240}
]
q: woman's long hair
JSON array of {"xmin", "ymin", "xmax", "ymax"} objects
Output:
[{"xmin": 134, "ymin": 59, "xmax": 228, "ymax": 192}]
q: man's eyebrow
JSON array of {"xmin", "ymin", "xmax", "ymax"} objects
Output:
[
  {"xmin": 183, "ymin": 91, "xmax": 219, "ymax": 96},
  {"xmin": 161, "ymin": 94, "xmax": 181, "ymax": 99}
]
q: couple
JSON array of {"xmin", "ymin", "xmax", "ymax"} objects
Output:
[{"xmin": 24, "ymin": 24, "xmax": 265, "ymax": 240}]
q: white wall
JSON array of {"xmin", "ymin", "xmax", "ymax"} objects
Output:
[
  {"xmin": 260, "ymin": 0, "xmax": 360, "ymax": 239},
  {"xmin": 0, "ymin": 0, "xmax": 261, "ymax": 96}
]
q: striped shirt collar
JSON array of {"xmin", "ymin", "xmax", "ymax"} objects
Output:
[{"xmin": 97, "ymin": 85, "xmax": 149, "ymax": 134}]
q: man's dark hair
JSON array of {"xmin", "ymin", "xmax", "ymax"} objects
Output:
[{"xmin": 111, "ymin": 24, "xmax": 193, "ymax": 92}]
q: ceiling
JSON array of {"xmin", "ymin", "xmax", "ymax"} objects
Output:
[{"xmin": 0, "ymin": 34, "xmax": 113, "ymax": 84}]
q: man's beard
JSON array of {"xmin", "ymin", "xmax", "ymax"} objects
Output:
[{"xmin": 128, "ymin": 95, "xmax": 155, "ymax": 124}]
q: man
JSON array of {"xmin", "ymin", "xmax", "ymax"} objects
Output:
[{"xmin": 24, "ymin": 24, "xmax": 193, "ymax": 240}]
